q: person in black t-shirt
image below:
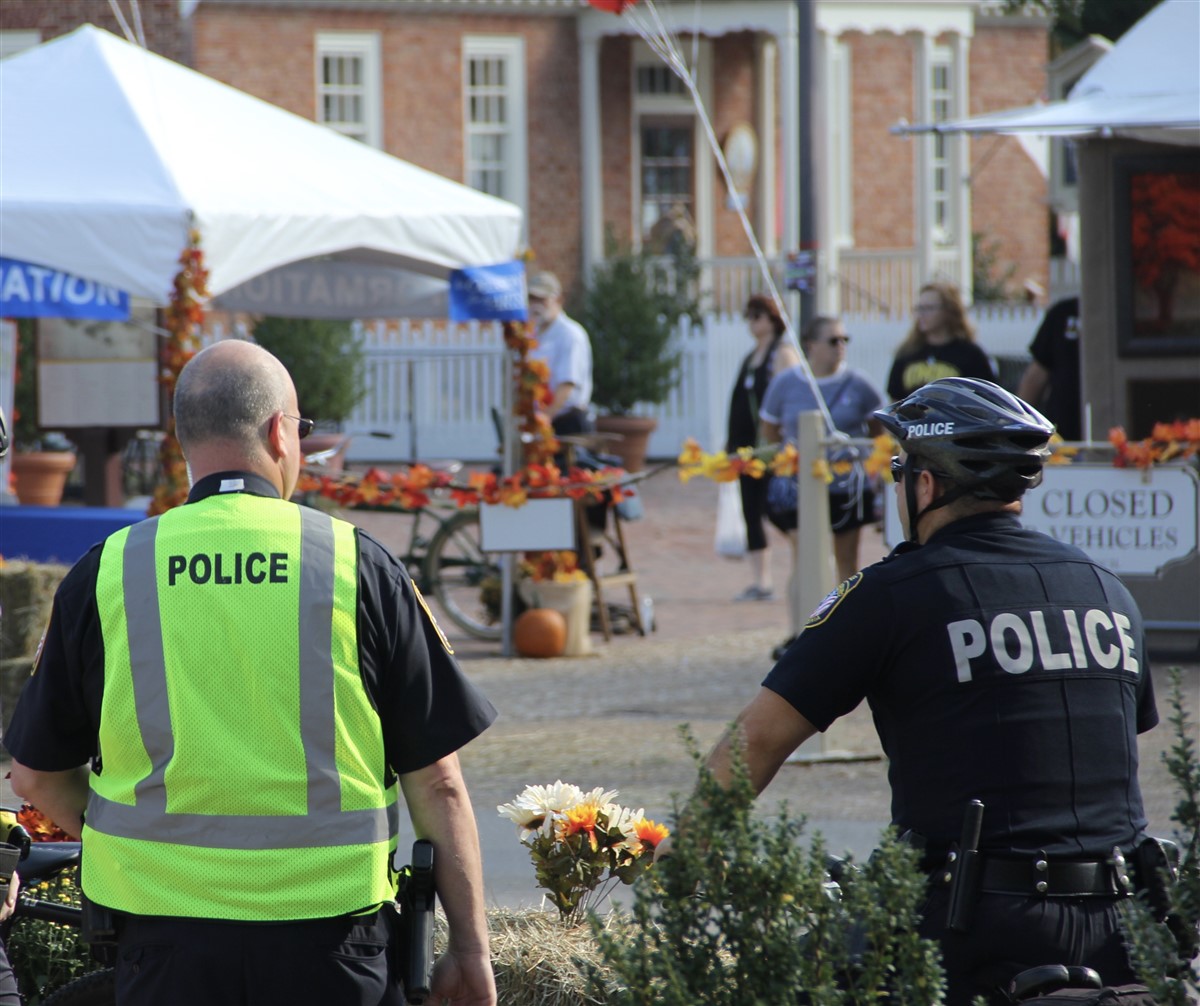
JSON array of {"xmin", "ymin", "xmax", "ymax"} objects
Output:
[
  {"xmin": 1018, "ymin": 295, "xmax": 1082, "ymax": 441},
  {"xmin": 887, "ymin": 282, "xmax": 995, "ymax": 401},
  {"xmin": 688, "ymin": 378, "xmax": 1159, "ymax": 1004}
]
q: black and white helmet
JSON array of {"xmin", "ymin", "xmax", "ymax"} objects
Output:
[{"xmin": 874, "ymin": 377, "xmax": 1053, "ymax": 502}]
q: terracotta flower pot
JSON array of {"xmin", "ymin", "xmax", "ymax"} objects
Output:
[
  {"xmin": 11, "ymin": 451, "xmax": 77, "ymax": 507},
  {"xmin": 593, "ymin": 415, "xmax": 658, "ymax": 472}
]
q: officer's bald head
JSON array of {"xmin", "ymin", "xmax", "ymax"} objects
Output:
[{"xmin": 175, "ymin": 340, "xmax": 294, "ymax": 457}]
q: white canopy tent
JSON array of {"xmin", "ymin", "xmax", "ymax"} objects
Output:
[
  {"xmin": 0, "ymin": 24, "xmax": 523, "ymax": 317},
  {"xmin": 894, "ymin": 0, "xmax": 1200, "ymax": 145}
]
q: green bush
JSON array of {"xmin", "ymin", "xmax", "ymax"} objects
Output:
[
  {"xmin": 251, "ymin": 316, "xmax": 367, "ymax": 425},
  {"xmin": 1119, "ymin": 667, "xmax": 1200, "ymax": 1002},
  {"xmin": 591, "ymin": 728, "xmax": 946, "ymax": 1004},
  {"xmin": 576, "ymin": 240, "xmax": 698, "ymax": 416}
]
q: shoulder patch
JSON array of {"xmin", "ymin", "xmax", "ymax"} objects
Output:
[
  {"xmin": 412, "ymin": 583, "xmax": 454, "ymax": 656},
  {"xmin": 30, "ymin": 628, "xmax": 47, "ymax": 676},
  {"xmin": 804, "ymin": 571, "xmax": 863, "ymax": 628}
]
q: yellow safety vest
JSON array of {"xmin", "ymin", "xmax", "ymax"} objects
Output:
[{"xmin": 84, "ymin": 493, "xmax": 397, "ymax": 920}]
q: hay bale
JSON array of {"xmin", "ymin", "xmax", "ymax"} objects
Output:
[
  {"xmin": 0, "ymin": 560, "xmax": 68, "ymax": 735},
  {"xmin": 431, "ymin": 908, "xmax": 624, "ymax": 1006},
  {"xmin": 0, "ymin": 560, "xmax": 67, "ymax": 661}
]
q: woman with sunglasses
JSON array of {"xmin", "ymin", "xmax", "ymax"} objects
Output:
[
  {"xmin": 724, "ymin": 293, "xmax": 800, "ymax": 602},
  {"xmin": 886, "ymin": 281, "xmax": 996, "ymax": 402},
  {"xmin": 760, "ymin": 317, "xmax": 883, "ymax": 655}
]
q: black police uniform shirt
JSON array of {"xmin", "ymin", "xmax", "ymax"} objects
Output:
[
  {"xmin": 3, "ymin": 472, "xmax": 497, "ymax": 780},
  {"xmin": 764, "ymin": 511, "xmax": 1157, "ymax": 859},
  {"xmin": 886, "ymin": 339, "xmax": 996, "ymax": 402}
]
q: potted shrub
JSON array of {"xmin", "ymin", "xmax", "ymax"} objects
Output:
[
  {"xmin": 9, "ymin": 319, "xmax": 77, "ymax": 506},
  {"xmin": 575, "ymin": 238, "xmax": 698, "ymax": 471},
  {"xmin": 250, "ymin": 316, "xmax": 367, "ymax": 472}
]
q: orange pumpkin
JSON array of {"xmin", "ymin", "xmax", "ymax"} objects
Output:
[{"xmin": 514, "ymin": 608, "xmax": 568, "ymax": 658}]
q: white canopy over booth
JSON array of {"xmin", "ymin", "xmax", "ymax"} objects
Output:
[
  {"xmin": 894, "ymin": 0, "xmax": 1200, "ymax": 145},
  {"xmin": 0, "ymin": 25, "xmax": 523, "ymax": 318}
]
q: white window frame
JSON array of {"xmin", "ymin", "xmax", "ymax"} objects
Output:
[
  {"xmin": 315, "ymin": 32, "xmax": 382, "ymax": 148},
  {"xmin": 462, "ymin": 36, "xmax": 528, "ymax": 227},
  {"xmin": 824, "ymin": 37, "xmax": 853, "ymax": 248},
  {"xmin": 928, "ymin": 44, "xmax": 955, "ymax": 245},
  {"xmin": 631, "ymin": 39, "xmax": 712, "ymax": 259},
  {"xmin": 0, "ymin": 30, "xmax": 41, "ymax": 59}
]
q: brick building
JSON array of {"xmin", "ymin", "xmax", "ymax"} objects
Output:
[{"xmin": 1, "ymin": 0, "xmax": 1053, "ymax": 316}]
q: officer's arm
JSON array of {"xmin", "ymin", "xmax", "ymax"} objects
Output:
[
  {"xmin": 1016, "ymin": 360, "xmax": 1050, "ymax": 409},
  {"xmin": 8, "ymin": 762, "xmax": 88, "ymax": 840},
  {"xmin": 399, "ymin": 753, "xmax": 496, "ymax": 1006},
  {"xmin": 706, "ymin": 687, "xmax": 818, "ymax": 796}
]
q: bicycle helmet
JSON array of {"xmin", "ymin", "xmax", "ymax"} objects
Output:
[{"xmin": 874, "ymin": 377, "xmax": 1053, "ymax": 540}]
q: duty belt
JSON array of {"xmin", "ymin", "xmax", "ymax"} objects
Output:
[{"xmin": 975, "ymin": 854, "xmax": 1124, "ymax": 897}]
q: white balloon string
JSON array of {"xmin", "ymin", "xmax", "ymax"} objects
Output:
[{"xmin": 621, "ymin": 0, "xmax": 836, "ymax": 436}]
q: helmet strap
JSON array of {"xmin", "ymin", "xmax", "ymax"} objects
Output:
[{"xmin": 904, "ymin": 458, "xmax": 974, "ymax": 542}]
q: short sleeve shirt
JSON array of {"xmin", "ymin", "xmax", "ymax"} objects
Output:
[
  {"xmin": 1028, "ymin": 297, "xmax": 1082, "ymax": 441},
  {"xmin": 760, "ymin": 367, "xmax": 882, "ymax": 445},
  {"xmin": 3, "ymin": 472, "xmax": 497, "ymax": 779},
  {"xmin": 762, "ymin": 512, "xmax": 1156, "ymax": 858},
  {"xmin": 529, "ymin": 312, "xmax": 593, "ymax": 410},
  {"xmin": 886, "ymin": 340, "xmax": 996, "ymax": 401}
]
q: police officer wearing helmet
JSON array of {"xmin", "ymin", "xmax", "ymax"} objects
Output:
[
  {"xmin": 693, "ymin": 378, "xmax": 1159, "ymax": 1002},
  {"xmin": 4, "ymin": 341, "xmax": 499, "ymax": 1006}
]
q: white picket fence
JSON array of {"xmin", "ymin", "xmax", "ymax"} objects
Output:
[{"xmin": 340, "ymin": 304, "xmax": 1043, "ymax": 464}]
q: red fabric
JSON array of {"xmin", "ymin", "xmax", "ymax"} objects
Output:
[{"xmin": 587, "ymin": 0, "xmax": 637, "ymax": 12}]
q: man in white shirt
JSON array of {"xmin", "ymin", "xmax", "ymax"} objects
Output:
[{"xmin": 527, "ymin": 271, "xmax": 594, "ymax": 436}]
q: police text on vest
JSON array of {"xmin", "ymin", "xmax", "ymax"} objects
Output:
[
  {"xmin": 947, "ymin": 608, "xmax": 1138, "ymax": 682},
  {"xmin": 167, "ymin": 552, "xmax": 288, "ymax": 586}
]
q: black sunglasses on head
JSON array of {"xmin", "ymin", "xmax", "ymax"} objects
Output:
[{"xmin": 283, "ymin": 414, "xmax": 314, "ymax": 440}]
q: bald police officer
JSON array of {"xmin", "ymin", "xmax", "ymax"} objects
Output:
[
  {"xmin": 700, "ymin": 378, "xmax": 1157, "ymax": 1002},
  {"xmin": 5, "ymin": 341, "xmax": 498, "ymax": 1006}
]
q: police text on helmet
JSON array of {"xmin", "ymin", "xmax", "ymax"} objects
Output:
[{"xmin": 904, "ymin": 421, "xmax": 955, "ymax": 438}]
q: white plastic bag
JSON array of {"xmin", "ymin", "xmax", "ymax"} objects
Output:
[{"xmin": 714, "ymin": 481, "xmax": 747, "ymax": 559}]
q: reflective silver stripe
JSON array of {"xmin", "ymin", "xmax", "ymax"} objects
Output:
[
  {"xmin": 123, "ymin": 517, "xmax": 171, "ymax": 817},
  {"xmin": 87, "ymin": 506, "xmax": 391, "ymax": 851},
  {"xmin": 298, "ymin": 506, "xmax": 341, "ymax": 815},
  {"xmin": 87, "ymin": 792, "xmax": 394, "ymax": 849}
]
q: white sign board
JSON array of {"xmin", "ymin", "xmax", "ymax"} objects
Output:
[
  {"xmin": 479, "ymin": 498, "xmax": 575, "ymax": 552},
  {"xmin": 883, "ymin": 463, "xmax": 1199, "ymax": 577}
]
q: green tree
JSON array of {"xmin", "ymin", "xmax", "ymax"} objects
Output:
[{"xmin": 1002, "ymin": 0, "xmax": 1163, "ymax": 50}]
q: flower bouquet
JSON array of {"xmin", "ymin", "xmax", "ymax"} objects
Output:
[{"xmin": 497, "ymin": 781, "xmax": 669, "ymax": 923}]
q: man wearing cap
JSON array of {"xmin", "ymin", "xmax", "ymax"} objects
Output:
[
  {"xmin": 526, "ymin": 270, "xmax": 594, "ymax": 437},
  {"xmin": 685, "ymin": 378, "xmax": 1161, "ymax": 1001}
]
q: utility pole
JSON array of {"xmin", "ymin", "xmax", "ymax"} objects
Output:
[{"xmin": 796, "ymin": 0, "xmax": 818, "ymax": 332}]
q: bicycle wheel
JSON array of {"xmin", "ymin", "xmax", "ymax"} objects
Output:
[
  {"xmin": 424, "ymin": 509, "xmax": 502, "ymax": 641},
  {"xmin": 41, "ymin": 968, "xmax": 115, "ymax": 1006}
]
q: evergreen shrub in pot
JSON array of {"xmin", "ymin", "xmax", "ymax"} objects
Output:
[
  {"xmin": 575, "ymin": 240, "xmax": 698, "ymax": 470},
  {"xmin": 251, "ymin": 317, "xmax": 368, "ymax": 470}
]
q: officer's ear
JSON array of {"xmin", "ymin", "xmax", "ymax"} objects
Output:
[{"xmin": 265, "ymin": 410, "xmax": 290, "ymax": 462}]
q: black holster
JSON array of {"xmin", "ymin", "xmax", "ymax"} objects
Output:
[
  {"xmin": 79, "ymin": 891, "xmax": 118, "ymax": 966},
  {"xmin": 945, "ymin": 799, "xmax": 984, "ymax": 933},
  {"xmin": 395, "ymin": 840, "xmax": 436, "ymax": 1004}
]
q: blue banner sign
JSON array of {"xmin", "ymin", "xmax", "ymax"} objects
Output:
[
  {"xmin": 0, "ymin": 257, "xmax": 130, "ymax": 320},
  {"xmin": 448, "ymin": 260, "xmax": 528, "ymax": 322}
]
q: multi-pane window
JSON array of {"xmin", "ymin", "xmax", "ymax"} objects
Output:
[
  {"xmin": 929, "ymin": 50, "xmax": 954, "ymax": 243},
  {"xmin": 640, "ymin": 121, "xmax": 694, "ymax": 241},
  {"xmin": 316, "ymin": 33, "xmax": 381, "ymax": 147},
  {"xmin": 464, "ymin": 37, "xmax": 526, "ymax": 213}
]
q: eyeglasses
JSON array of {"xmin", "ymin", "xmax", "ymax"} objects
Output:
[
  {"xmin": 914, "ymin": 304, "xmax": 942, "ymax": 315},
  {"xmin": 282, "ymin": 414, "xmax": 314, "ymax": 440}
]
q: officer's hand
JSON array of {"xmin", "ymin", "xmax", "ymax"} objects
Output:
[
  {"xmin": 0, "ymin": 871, "xmax": 18, "ymax": 923},
  {"xmin": 427, "ymin": 947, "xmax": 496, "ymax": 1006}
]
